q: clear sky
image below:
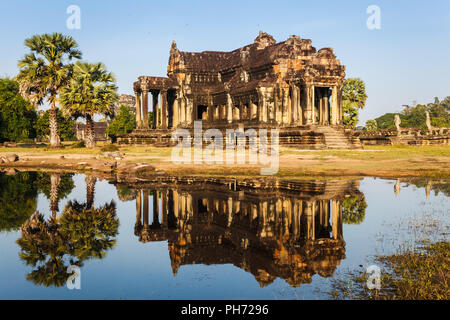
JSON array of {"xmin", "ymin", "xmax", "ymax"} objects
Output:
[{"xmin": 0, "ymin": 0, "xmax": 449, "ymax": 124}]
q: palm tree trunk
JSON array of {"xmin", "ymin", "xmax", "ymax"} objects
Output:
[
  {"xmin": 85, "ymin": 114, "xmax": 96, "ymax": 148},
  {"xmin": 49, "ymin": 102, "xmax": 61, "ymax": 148},
  {"xmin": 85, "ymin": 175, "xmax": 96, "ymax": 209},
  {"xmin": 50, "ymin": 173, "xmax": 61, "ymax": 219}
]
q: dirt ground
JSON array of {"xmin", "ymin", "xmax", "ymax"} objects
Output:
[{"xmin": 1, "ymin": 144, "xmax": 449, "ymax": 179}]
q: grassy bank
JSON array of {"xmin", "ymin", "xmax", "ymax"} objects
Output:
[
  {"xmin": 1, "ymin": 144, "xmax": 449, "ymax": 179},
  {"xmin": 330, "ymin": 241, "xmax": 449, "ymax": 300}
]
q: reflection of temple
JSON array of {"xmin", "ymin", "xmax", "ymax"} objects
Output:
[{"xmin": 131, "ymin": 180, "xmax": 362, "ymax": 287}]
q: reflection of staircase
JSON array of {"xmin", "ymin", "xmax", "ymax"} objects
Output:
[{"xmin": 316, "ymin": 126, "xmax": 362, "ymax": 149}]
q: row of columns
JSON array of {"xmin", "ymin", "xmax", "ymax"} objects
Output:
[
  {"xmin": 193, "ymin": 84, "xmax": 342, "ymax": 126},
  {"xmin": 134, "ymin": 84, "xmax": 343, "ymax": 130},
  {"xmin": 135, "ymin": 88, "xmax": 169, "ymax": 130}
]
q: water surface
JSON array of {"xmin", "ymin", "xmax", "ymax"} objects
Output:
[{"xmin": 0, "ymin": 171, "xmax": 448, "ymax": 299}]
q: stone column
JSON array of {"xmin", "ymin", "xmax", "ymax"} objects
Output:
[
  {"xmin": 331, "ymin": 86, "xmax": 338, "ymax": 125},
  {"xmin": 227, "ymin": 94, "xmax": 233, "ymax": 123},
  {"xmin": 135, "ymin": 90, "xmax": 142, "ymax": 129},
  {"xmin": 318, "ymin": 89, "xmax": 323, "ymax": 125},
  {"xmin": 311, "ymin": 85, "xmax": 316, "ymax": 124},
  {"xmin": 161, "ymin": 90, "xmax": 168, "ymax": 130},
  {"xmin": 208, "ymin": 96, "xmax": 214, "ymax": 123},
  {"xmin": 297, "ymin": 86, "xmax": 303, "ymax": 125},
  {"xmin": 305, "ymin": 84, "xmax": 313, "ymax": 124},
  {"xmin": 141, "ymin": 84, "xmax": 149, "ymax": 129},
  {"xmin": 180, "ymin": 97, "xmax": 186, "ymax": 124},
  {"xmin": 172, "ymin": 97, "xmax": 179, "ymax": 128},
  {"xmin": 291, "ymin": 85, "xmax": 298, "ymax": 124},
  {"xmin": 259, "ymin": 89, "xmax": 267, "ymax": 123},
  {"xmin": 324, "ymin": 89, "xmax": 330, "ymax": 125},
  {"xmin": 338, "ymin": 85, "xmax": 343, "ymax": 125},
  {"xmin": 152, "ymin": 91, "xmax": 159, "ymax": 129}
]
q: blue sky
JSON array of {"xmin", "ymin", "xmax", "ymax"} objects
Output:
[{"xmin": 1, "ymin": 0, "xmax": 449, "ymax": 124}]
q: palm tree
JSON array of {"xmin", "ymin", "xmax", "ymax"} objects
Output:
[
  {"xmin": 60, "ymin": 62, "xmax": 118, "ymax": 148},
  {"xmin": 16, "ymin": 33, "xmax": 82, "ymax": 148}
]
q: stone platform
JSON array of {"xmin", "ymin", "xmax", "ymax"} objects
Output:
[{"xmin": 117, "ymin": 125, "xmax": 362, "ymax": 150}]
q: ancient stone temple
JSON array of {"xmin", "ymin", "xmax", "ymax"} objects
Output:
[{"xmin": 121, "ymin": 32, "xmax": 361, "ymax": 149}]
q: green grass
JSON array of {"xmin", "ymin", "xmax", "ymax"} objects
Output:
[{"xmin": 330, "ymin": 241, "xmax": 449, "ymax": 300}]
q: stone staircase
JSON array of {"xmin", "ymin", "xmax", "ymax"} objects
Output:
[{"xmin": 315, "ymin": 126, "xmax": 363, "ymax": 149}]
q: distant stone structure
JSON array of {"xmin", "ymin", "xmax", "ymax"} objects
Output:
[
  {"xmin": 116, "ymin": 94, "xmax": 136, "ymax": 114},
  {"xmin": 74, "ymin": 122, "xmax": 109, "ymax": 141},
  {"xmin": 119, "ymin": 32, "xmax": 362, "ymax": 149}
]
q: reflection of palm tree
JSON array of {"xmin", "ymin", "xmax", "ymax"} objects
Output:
[
  {"xmin": 61, "ymin": 200, "xmax": 119, "ymax": 261},
  {"xmin": 17, "ymin": 175, "xmax": 119, "ymax": 287},
  {"xmin": 85, "ymin": 175, "xmax": 96, "ymax": 209},
  {"xmin": 50, "ymin": 173, "xmax": 61, "ymax": 218},
  {"xmin": 16, "ymin": 212, "xmax": 75, "ymax": 287},
  {"xmin": 36, "ymin": 172, "xmax": 75, "ymax": 218}
]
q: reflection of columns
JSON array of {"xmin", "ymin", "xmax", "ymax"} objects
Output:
[
  {"xmin": 135, "ymin": 91, "xmax": 142, "ymax": 128},
  {"xmin": 152, "ymin": 91, "xmax": 159, "ymax": 129},
  {"xmin": 305, "ymin": 201, "xmax": 314, "ymax": 240},
  {"xmin": 332, "ymin": 199, "xmax": 342, "ymax": 240},
  {"xmin": 331, "ymin": 86, "xmax": 338, "ymax": 125},
  {"xmin": 162, "ymin": 190, "xmax": 167, "ymax": 226},
  {"xmin": 161, "ymin": 90, "xmax": 167, "ymax": 130},
  {"xmin": 173, "ymin": 190, "xmax": 179, "ymax": 218},
  {"xmin": 142, "ymin": 85, "xmax": 149, "ymax": 129},
  {"xmin": 136, "ymin": 190, "xmax": 142, "ymax": 223},
  {"xmin": 153, "ymin": 190, "xmax": 160, "ymax": 226},
  {"xmin": 143, "ymin": 190, "xmax": 149, "ymax": 227}
]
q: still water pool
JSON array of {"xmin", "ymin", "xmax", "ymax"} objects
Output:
[{"xmin": 0, "ymin": 172, "xmax": 448, "ymax": 299}]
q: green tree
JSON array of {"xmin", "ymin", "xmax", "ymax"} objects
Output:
[
  {"xmin": 373, "ymin": 97, "xmax": 450, "ymax": 130},
  {"xmin": 35, "ymin": 109, "xmax": 76, "ymax": 141},
  {"xmin": 342, "ymin": 195, "xmax": 367, "ymax": 225},
  {"xmin": 60, "ymin": 62, "xmax": 118, "ymax": 148},
  {"xmin": 0, "ymin": 172, "xmax": 38, "ymax": 232},
  {"xmin": 16, "ymin": 33, "xmax": 82, "ymax": 148},
  {"xmin": 342, "ymin": 78, "xmax": 367, "ymax": 129},
  {"xmin": 365, "ymin": 119, "xmax": 378, "ymax": 131},
  {"xmin": 0, "ymin": 78, "xmax": 37, "ymax": 142},
  {"xmin": 106, "ymin": 104, "xmax": 136, "ymax": 137}
]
